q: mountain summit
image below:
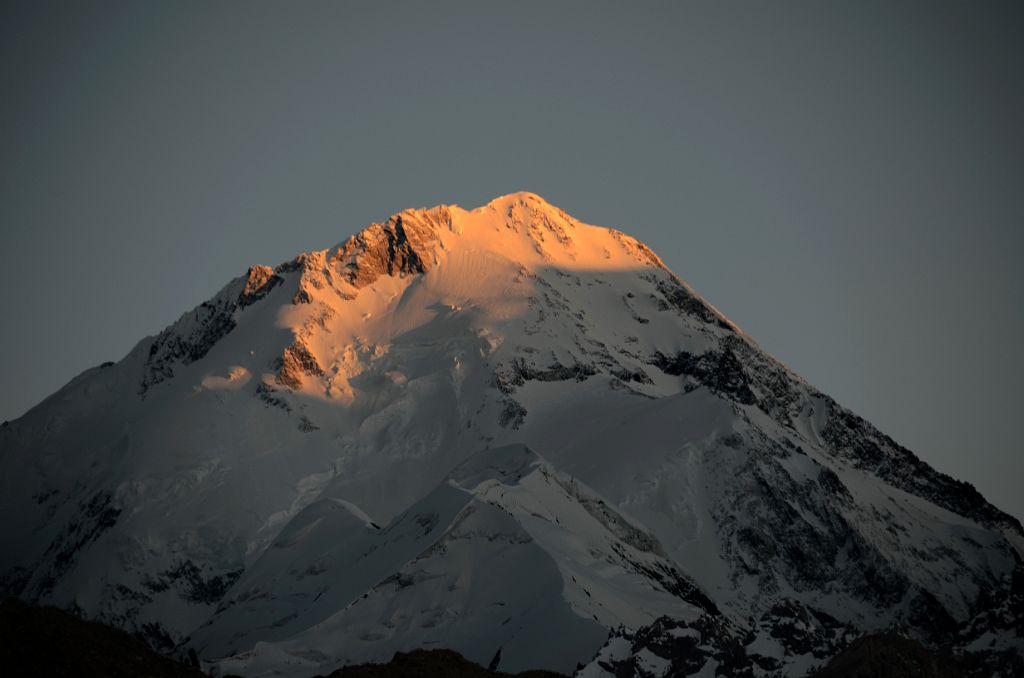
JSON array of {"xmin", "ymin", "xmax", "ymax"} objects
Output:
[{"xmin": 1, "ymin": 194, "xmax": 1021, "ymax": 676}]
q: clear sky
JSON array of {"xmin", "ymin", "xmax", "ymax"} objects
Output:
[{"xmin": 1, "ymin": 1, "xmax": 1021, "ymax": 520}]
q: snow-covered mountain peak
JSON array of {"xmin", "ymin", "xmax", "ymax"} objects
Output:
[
  {"xmin": 318, "ymin": 192, "xmax": 668, "ymax": 292},
  {"xmin": 2, "ymin": 194, "xmax": 1021, "ymax": 677},
  {"xmin": 197, "ymin": 192, "xmax": 734, "ymax": 411},
  {"xmin": 476, "ymin": 190, "xmax": 556, "ymax": 210}
]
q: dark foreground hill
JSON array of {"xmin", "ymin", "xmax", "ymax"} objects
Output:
[
  {"xmin": 0, "ymin": 597, "xmax": 204, "ymax": 678},
  {"xmin": 314, "ymin": 648, "xmax": 564, "ymax": 678}
]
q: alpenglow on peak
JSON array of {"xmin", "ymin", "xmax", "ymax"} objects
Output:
[{"xmin": 1, "ymin": 194, "xmax": 1020, "ymax": 677}]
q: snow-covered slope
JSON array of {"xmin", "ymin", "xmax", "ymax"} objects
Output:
[
  {"xmin": 193, "ymin": 444, "xmax": 715, "ymax": 676},
  {"xmin": 1, "ymin": 192, "xmax": 1020, "ymax": 676}
]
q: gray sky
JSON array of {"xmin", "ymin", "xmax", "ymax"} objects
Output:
[{"xmin": 1, "ymin": 1, "xmax": 1022, "ymax": 520}]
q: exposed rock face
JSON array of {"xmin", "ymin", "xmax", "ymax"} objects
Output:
[
  {"xmin": 330, "ymin": 209, "xmax": 445, "ymax": 288},
  {"xmin": 276, "ymin": 341, "xmax": 324, "ymax": 389},
  {"xmin": 581, "ymin": 601, "xmax": 854, "ymax": 678},
  {"xmin": 139, "ymin": 265, "xmax": 283, "ymax": 395},
  {"xmin": 239, "ymin": 265, "xmax": 282, "ymax": 307},
  {"xmin": 140, "ymin": 293, "xmax": 241, "ymax": 395},
  {"xmin": 651, "ymin": 346, "xmax": 757, "ymax": 404},
  {"xmin": 647, "ymin": 272, "xmax": 737, "ymax": 330},
  {"xmin": 583, "ymin": 598, "xmax": 1024, "ymax": 678}
]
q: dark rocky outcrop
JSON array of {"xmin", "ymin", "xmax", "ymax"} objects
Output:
[
  {"xmin": 646, "ymin": 272, "xmax": 735, "ymax": 331},
  {"xmin": 141, "ymin": 302, "xmax": 239, "ymax": 395},
  {"xmin": 651, "ymin": 346, "xmax": 757, "ymax": 405},
  {"xmin": 494, "ymin": 358, "xmax": 598, "ymax": 395},
  {"xmin": 140, "ymin": 264, "xmax": 284, "ymax": 395},
  {"xmin": 142, "ymin": 560, "xmax": 243, "ymax": 606},
  {"xmin": 499, "ymin": 398, "xmax": 527, "ymax": 429}
]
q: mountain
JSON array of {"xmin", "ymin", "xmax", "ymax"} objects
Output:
[{"xmin": 0, "ymin": 192, "xmax": 1020, "ymax": 677}]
